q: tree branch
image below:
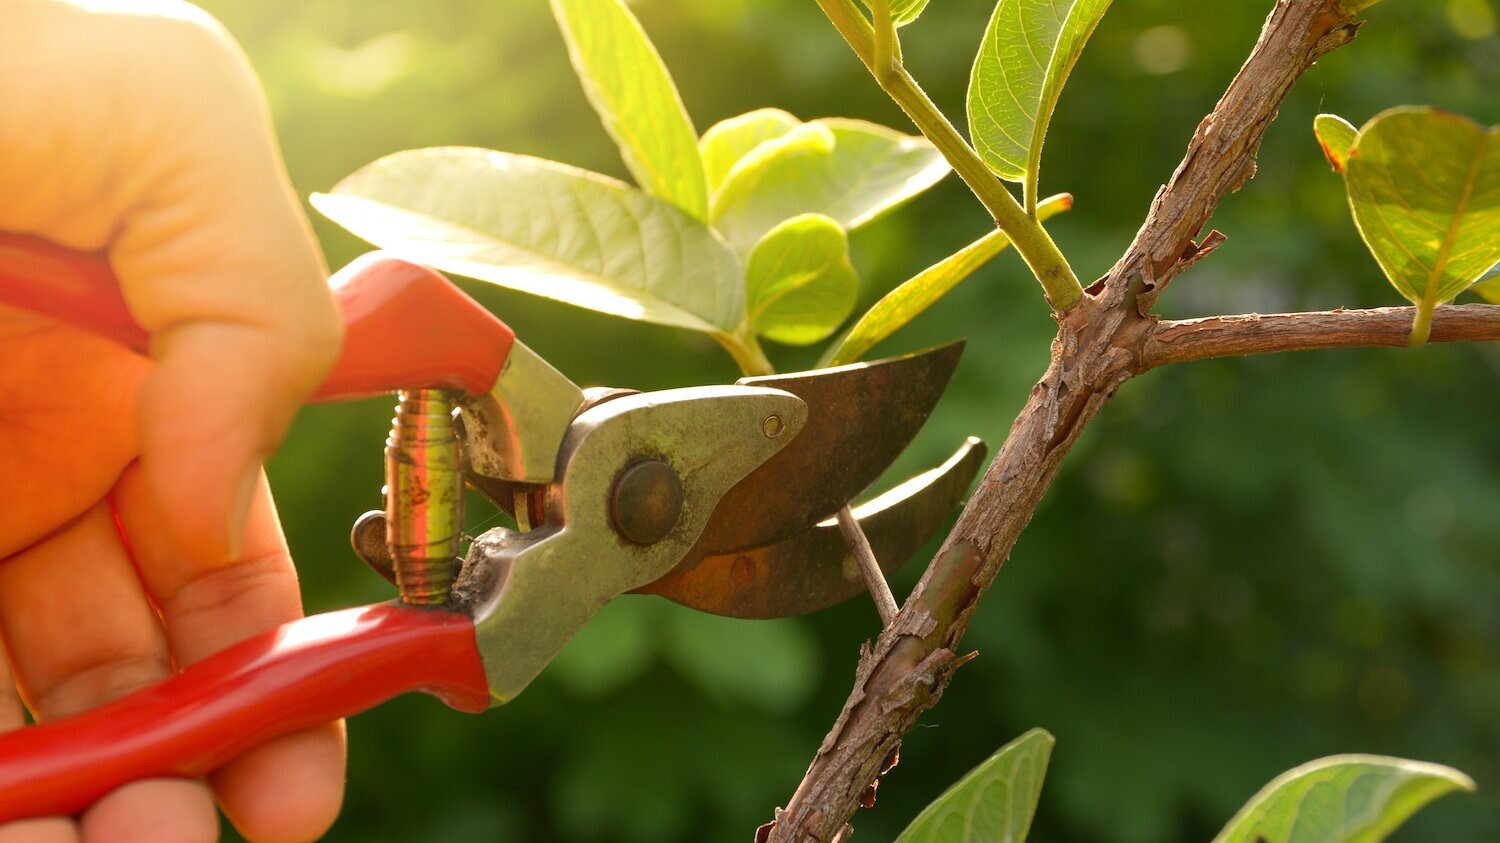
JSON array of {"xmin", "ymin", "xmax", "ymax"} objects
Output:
[
  {"xmin": 764, "ymin": 2, "xmax": 1364, "ymax": 840},
  {"xmin": 1142, "ymin": 303, "xmax": 1500, "ymax": 368}
]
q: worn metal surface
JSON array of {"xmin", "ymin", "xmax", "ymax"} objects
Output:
[
  {"xmin": 455, "ymin": 386, "xmax": 806, "ymax": 703},
  {"xmin": 636, "ymin": 437, "xmax": 986, "ymax": 618},
  {"xmin": 694, "ymin": 341, "xmax": 964, "ymax": 555},
  {"xmin": 385, "ymin": 389, "xmax": 465, "ymax": 604},
  {"xmin": 349, "ymin": 510, "xmax": 396, "ymax": 584},
  {"xmin": 610, "ymin": 460, "xmax": 685, "ymax": 545},
  {"xmin": 458, "ymin": 339, "xmax": 584, "ymax": 483}
]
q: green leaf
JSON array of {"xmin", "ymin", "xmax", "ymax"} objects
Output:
[
  {"xmin": 744, "ymin": 214, "xmax": 859, "ymax": 346},
  {"xmin": 711, "ymin": 118, "xmax": 949, "ymax": 255},
  {"xmin": 311, "ymin": 147, "xmax": 743, "ymax": 334},
  {"xmin": 1344, "ymin": 107, "xmax": 1500, "ymax": 343},
  {"xmin": 1213, "ymin": 754, "xmax": 1475, "ymax": 843},
  {"xmin": 863, "ymin": 0, "xmax": 932, "ymax": 26},
  {"xmin": 700, "ymin": 108, "xmax": 801, "ymax": 194},
  {"xmin": 550, "ymin": 0, "xmax": 708, "ymax": 220},
  {"xmin": 967, "ymin": 0, "xmax": 1112, "ymax": 204},
  {"xmin": 823, "ymin": 193, "xmax": 1071, "ymax": 366},
  {"xmin": 1314, "ymin": 113, "xmax": 1359, "ymax": 174},
  {"xmin": 895, "ymin": 728, "xmax": 1053, "ymax": 843}
]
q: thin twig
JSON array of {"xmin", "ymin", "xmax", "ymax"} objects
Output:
[{"xmin": 836, "ymin": 506, "xmax": 898, "ymax": 625}]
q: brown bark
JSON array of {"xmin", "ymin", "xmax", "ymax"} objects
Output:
[
  {"xmin": 764, "ymin": 2, "xmax": 1369, "ymax": 840},
  {"xmin": 1143, "ymin": 304, "xmax": 1500, "ymax": 368}
]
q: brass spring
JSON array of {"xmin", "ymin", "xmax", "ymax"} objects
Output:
[{"xmin": 385, "ymin": 389, "xmax": 463, "ymax": 605}]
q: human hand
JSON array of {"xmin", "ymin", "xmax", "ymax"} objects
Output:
[{"xmin": 0, "ymin": 2, "xmax": 345, "ymax": 841}]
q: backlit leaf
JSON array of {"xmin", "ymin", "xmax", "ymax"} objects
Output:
[
  {"xmin": 895, "ymin": 728, "xmax": 1053, "ymax": 843},
  {"xmin": 1213, "ymin": 755, "xmax": 1475, "ymax": 843},
  {"xmin": 745, "ymin": 214, "xmax": 858, "ymax": 346},
  {"xmin": 312, "ymin": 147, "xmax": 743, "ymax": 334},
  {"xmin": 824, "ymin": 193, "xmax": 1072, "ymax": 366},
  {"xmin": 967, "ymin": 0, "xmax": 1112, "ymax": 197},
  {"xmin": 1344, "ymin": 107, "xmax": 1500, "ymax": 339},
  {"xmin": 863, "ymin": 0, "xmax": 932, "ymax": 26},
  {"xmin": 1314, "ymin": 113, "xmax": 1359, "ymax": 173},
  {"xmin": 551, "ymin": 0, "xmax": 708, "ymax": 220},
  {"xmin": 700, "ymin": 108, "xmax": 801, "ymax": 194},
  {"xmin": 711, "ymin": 118, "xmax": 949, "ymax": 255}
]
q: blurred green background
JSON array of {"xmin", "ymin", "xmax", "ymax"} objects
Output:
[{"xmin": 199, "ymin": 0, "xmax": 1500, "ymax": 839}]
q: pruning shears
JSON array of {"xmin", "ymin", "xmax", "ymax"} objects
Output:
[{"xmin": 0, "ymin": 233, "xmax": 984, "ymax": 822}]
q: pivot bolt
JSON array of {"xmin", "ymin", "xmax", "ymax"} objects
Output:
[{"xmin": 610, "ymin": 460, "xmax": 684, "ymax": 545}]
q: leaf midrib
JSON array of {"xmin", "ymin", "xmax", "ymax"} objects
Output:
[{"xmin": 1419, "ymin": 132, "xmax": 1488, "ymax": 311}]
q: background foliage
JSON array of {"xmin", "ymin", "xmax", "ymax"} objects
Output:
[{"xmin": 199, "ymin": 0, "xmax": 1500, "ymax": 839}]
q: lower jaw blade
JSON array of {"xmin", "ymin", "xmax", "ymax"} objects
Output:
[{"xmin": 636, "ymin": 437, "xmax": 986, "ymax": 619}]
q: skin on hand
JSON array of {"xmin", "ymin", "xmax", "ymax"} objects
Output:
[{"xmin": 0, "ymin": 1, "xmax": 346, "ymax": 840}]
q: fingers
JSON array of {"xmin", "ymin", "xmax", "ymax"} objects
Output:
[
  {"xmin": 0, "ymin": 501, "xmax": 217, "ymax": 843},
  {"xmin": 113, "ymin": 463, "xmax": 345, "ymax": 843},
  {"xmin": 0, "ymin": 317, "xmax": 148, "ymax": 561},
  {"xmin": 0, "ymin": 650, "xmax": 75, "ymax": 843},
  {"xmin": 0, "ymin": 2, "xmax": 340, "ymax": 568},
  {"xmin": 107, "ymin": 10, "xmax": 340, "ymax": 569}
]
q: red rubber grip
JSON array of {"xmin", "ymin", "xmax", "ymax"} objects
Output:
[
  {"xmin": 0, "ymin": 233, "xmax": 516, "ymax": 400},
  {"xmin": 0, "ymin": 603, "xmax": 490, "ymax": 823}
]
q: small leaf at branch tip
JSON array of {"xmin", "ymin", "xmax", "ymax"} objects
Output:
[
  {"xmin": 967, "ymin": 0, "xmax": 1113, "ymax": 193},
  {"xmin": 744, "ymin": 213, "xmax": 858, "ymax": 346},
  {"xmin": 1313, "ymin": 113, "xmax": 1358, "ymax": 173}
]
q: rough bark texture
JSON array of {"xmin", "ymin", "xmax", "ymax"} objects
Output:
[{"xmin": 764, "ymin": 2, "xmax": 1368, "ymax": 840}]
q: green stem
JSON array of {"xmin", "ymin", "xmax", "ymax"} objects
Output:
[
  {"xmin": 812, "ymin": 0, "xmax": 1082, "ymax": 311},
  {"xmin": 714, "ymin": 328, "xmax": 776, "ymax": 377},
  {"xmin": 869, "ymin": 0, "xmax": 896, "ymax": 83},
  {"xmin": 1409, "ymin": 300, "xmax": 1435, "ymax": 348}
]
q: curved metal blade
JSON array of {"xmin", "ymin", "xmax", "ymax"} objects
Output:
[
  {"xmin": 695, "ymin": 341, "xmax": 964, "ymax": 555},
  {"xmin": 637, "ymin": 437, "xmax": 986, "ymax": 618}
]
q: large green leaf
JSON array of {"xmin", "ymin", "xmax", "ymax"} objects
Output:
[
  {"xmin": 896, "ymin": 728, "xmax": 1053, "ymax": 843},
  {"xmin": 1213, "ymin": 755, "xmax": 1474, "ymax": 843},
  {"xmin": 744, "ymin": 214, "xmax": 858, "ymax": 346},
  {"xmin": 550, "ymin": 0, "xmax": 708, "ymax": 220},
  {"xmin": 863, "ymin": 0, "xmax": 932, "ymax": 26},
  {"xmin": 710, "ymin": 118, "xmax": 949, "ymax": 256},
  {"xmin": 824, "ymin": 193, "xmax": 1072, "ymax": 366},
  {"xmin": 1314, "ymin": 113, "xmax": 1359, "ymax": 173},
  {"xmin": 967, "ymin": 0, "xmax": 1111, "ymax": 200},
  {"xmin": 311, "ymin": 147, "xmax": 743, "ymax": 334},
  {"xmin": 700, "ymin": 108, "xmax": 801, "ymax": 194},
  {"xmin": 1345, "ymin": 107, "xmax": 1500, "ymax": 341}
]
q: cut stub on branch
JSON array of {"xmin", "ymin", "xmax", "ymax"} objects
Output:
[{"xmin": 1136, "ymin": 229, "xmax": 1228, "ymax": 313}]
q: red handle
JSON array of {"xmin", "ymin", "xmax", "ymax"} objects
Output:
[
  {"xmin": 0, "ymin": 603, "xmax": 490, "ymax": 823},
  {"xmin": 0, "ymin": 233, "xmax": 516, "ymax": 401}
]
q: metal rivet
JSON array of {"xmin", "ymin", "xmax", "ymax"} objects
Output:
[
  {"xmin": 611, "ymin": 460, "xmax": 684, "ymax": 545},
  {"xmin": 762, "ymin": 414, "xmax": 785, "ymax": 438}
]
